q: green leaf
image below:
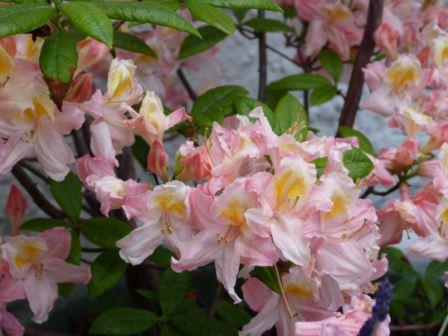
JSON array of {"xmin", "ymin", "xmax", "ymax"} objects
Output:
[
  {"xmin": 141, "ymin": 0, "xmax": 181, "ymax": 10},
  {"xmin": 268, "ymin": 73, "xmax": 332, "ymax": 91},
  {"xmin": 393, "ymin": 278, "xmax": 417, "ymax": 300},
  {"xmin": 113, "ymin": 32, "xmax": 156, "ymax": 58},
  {"xmin": 158, "ymin": 269, "xmax": 190, "ymax": 315},
  {"xmin": 21, "ymin": 218, "xmax": 69, "ymax": 232},
  {"xmin": 342, "ymin": 148, "xmax": 374, "ymax": 181},
  {"xmin": 90, "ymin": 307, "xmax": 158, "ymax": 335},
  {"xmin": 61, "ymin": 1, "xmax": 113, "ymax": 47},
  {"xmin": 310, "ymin": 85, "xmax": 337, "ymax": 106},
  {"xmin": 232, "ymin": 9, "xmax": 248, "ymax": 22},
  {"xmin": 254, "ymin": 266, "xmax": 280, "ymax": 294},
  {"xmin": 381, "ymin": 247, "xmax": 418, "ymax": 276},
  {"xmin": 271, "ymin": 93, "xmax": 307, "ymax": 141},
  {"xmin": 216, "ymin": 301, "xmax": 251, "ymax": 328},
  {"xmin": 233, "ymin": 96, "xmax": 273, "ymax": 117},
  {"xmin": 419, "ymin": 277, "xmax": 444, "ymax": 308},
  {"xmin": 80, "ymin": 217, "xmax": 131, "ymax": 249},
  {"xmin": 132, "ymin": 135, "xmax": 150, "ymax": 168},
  {"xmin": 312, "ymin": 157, "xmax": 328, "ymax": 178},
  {"xmin": 187, "ymin": 0, "xmax": 235, "ymax": 35},
  {"xmin": 148, "ymin": 246, "xmax": 174, "ymax": 266},
  {"xmin": 136, "ymin": 289, "xmax": 158, "ymax": 304},
  {"xmin": 160, "ymin": 325, "xmax": 183, "ymax": 336},
  {"xmin": 338, "ymin": 126, "xmax": 376, "ymax": 156},
  {"xmin": 192, "ymin": 85, "xmax": 248, "ymax": 127},
  {"xmin": 201, "ymin": 0, "xmax": 282, "ymax": 12},
  {"xmin": 0, "ymin": 3, "xmax": 55, "ymax": 37},
  {"xmin": 244, "ymin": 18, "xmax": 292, "ymax": 32},
  {"xmin": 318, "ymin": 50, "xmax": 343, "ymax": 83},
  {"xmin": 95, "ymin": 1, "xmax": 200, "ymax": 37},
  {"xmin": 39, "ymin": 30, "xmax": 79, "ymax": 84},
  {"xmin": 178, "ymin": 25, "xmax": 227, "ymax": 60},
  {"xmin": 89, "ymin": 251, "xmax": 127, "ymax": 299},
  {"xmin": 426, "ymin": 259, "xmax": 448, "ymax": 279},
  {"xmin": 49, "ymin": 172, "xmax": 82, "ymax": 222}
]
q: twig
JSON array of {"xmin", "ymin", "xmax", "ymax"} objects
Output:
[
  {"xmin": 177, "ymin": 68, "xmax": 197, "ymax": 101},
  {"xmin": 12, "ymin": 165, "xmax": 64, "ymax": 219},
  {"xmin": 438, "ymin": 314, "xmax": 448, "ymax": 336},
  {"xmin": 257, "ymin": 10, "xmax": 267, "ymax": 101},
  {"xmin": 266, "ymin": 44, "xmax": 301, "ymax": 66},
  {"xmin": 72, "ymin": 129, "xmax": 90, "ymax": 157},
  {"xmin": 337, "ymin": 0, "xmax": 384, "ymax": 131},
  {"xmin": 117, "ymin": 147, "xmax": 135, "ymax": 180},
  {"xmin": 274, "ymin": 264, "xmax": 295, "ymax": 320},
  {"xmin": 388, "ymin": 322, "xmax": 441, "ymax": 333},
  {"xmin": 20, "ymin": 161, "xmax": 49, "ymax": 183},
  {"xmin": 81, "ymin": 247, "xmax": 106, "ymax": 253},
  {"xmin": 208, "ymin": 284, "xmax": 223, "ymax": 317},
  {"xmin": 361, "ymin": 180, "xmax": 401, "ymax": 198}
]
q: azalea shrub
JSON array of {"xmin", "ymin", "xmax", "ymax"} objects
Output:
[{"xmin": 3, "ymin": 0, "xmax": 448, "ymax": 335}]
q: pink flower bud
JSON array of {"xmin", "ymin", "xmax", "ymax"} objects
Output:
[
  {"xmin": 147, "ymin": 140, "xmax": 169, "ymax": 182},
  {"xmin": 175, "ymin": 141, "xmax": 212, "ymax": 182},
  {"xmin": 374, "ymin": 23, "xmax": 399, "ymax": 60},
  {"xmin": 65, "ymin": 72, "xmax": 93, "ymax": 103},
  {"xmin": 6, "ymin": 185, "xmax": 28, "ymax": 235},
  {"xmin": 395, "ymin": 138, "xmax": 418, "ymax": 167}
]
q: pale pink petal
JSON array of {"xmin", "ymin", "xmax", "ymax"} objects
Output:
[
  {"xmin": 90, "ymin": 119, "xmax": 119, "ymax": 167},
  {"xmin": 167, "ymin": 107, "xmax": 191, "ymax": 128},
  {"xmin": 38, "ymin": 227, "xmax": 71, "ymax": 260},
  {"xmin": 1, "ymin": 309, "xmax": 24, "ymax": 336},
  {"xmin": 215, "ymin": 244, "xmax": 241, "ymax": 303},
  {"xmin": 239, "ymin": 295, "xmax": 281, "ymax": 336},
  {"xmin": 24, "ymin": 274, "xmax": 58, "ymax": 323},
  {"xmin": 44, "ymin": 258, "xmax": 91, "ymax": 284},
  {"xmin": 408, "ymin": 235, "xmax": 448, "ymax": 262}
]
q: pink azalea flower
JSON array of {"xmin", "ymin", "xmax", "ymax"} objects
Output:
[
  {"xmin": 172, "ymin": 178, "xmax": 278, "ymax": 302},
  {"xmin": 117, "ymin": 181, "xmax": 192, "ymax": 265},
  {"xmin": 5, "ymin": 185, "xmax": 27, "ymax": 236},
  {"xmin": 1, "ymin": 228, "xmax": 91, "ymax": 323},
  {"xmin": 0, "ymin": 49, "xmax": 84, "ymax": 180}
]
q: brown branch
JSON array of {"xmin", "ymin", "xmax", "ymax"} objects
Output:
[
  {"xmin": 390, "ymin": 322, "xmax": 441, "ymax": 333},
  {"xmin": 12, "ymin": 165, "xmax": 64, "ymax": 219},
  {"xmin": 337, "ymin": 0, "xmax": 384, "ymax": 131},
  {"xmin": 177, "ymin": 68, "xmax": 197, "ymax": 101},
  {"xmin": 208, "ymin": 284, "xmax": 223, "ymax": 317},
  {"xmin": 257, "ymin": 10, "xmax": 267, "ymax": 101}
]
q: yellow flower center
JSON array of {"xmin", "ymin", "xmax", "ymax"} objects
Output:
[
  {"xmin": 14, "ymin": 240, "xmax": 45, "ymax": 269},
  {"xmin": 386, "ymin": 58, "xmax": 421, "ymax": 93},
  {"xmin": 274, "ymin": 169, "xmax": 308, "ymax": 211},
  {"xmin": 284, "ymin": 282, "xmax": 314, "ymax": 299},
  {"xmin": 0, "ymin": 46, "xmax": 12, "ymax": 84},
  {"xmin": 219, "ymin": 198, "xmax": 248, "ymax": 228},
  {"xmin": 23, "ymin": 98, "xmax": 54, "ymax": 122},
  {"xmin": 324, "ymin": 192, "xmax": 350, "ymax": 220}
]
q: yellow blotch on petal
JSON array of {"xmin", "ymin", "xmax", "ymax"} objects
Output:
[
  {"xmin": 23, "ymin": 98, "xmax": 54, "ymax": 122},
  {"xmin": 156, "ymin": 193, "xmax": 186, "ymax": 217},
  {"xmin": 324, "ymin": 6, "xmax": 350, "ymax": 22},
  {"xmin": 274, "ymin": 169, "xmax": 308, "ymax": 211},
  {"xmin": 324, "ymin": 191, "xmax": 350, "ymax": 220},
  {"xmin": 386, "ymin": 56, "xmax": 421, "ymax": 93},
  {"xmin": 219, "ymin": 198, "xmax": 249, "ymax": 228},
  {"xmin": 14, "ymin": 240, "xmax": 45, "ymax": 269},
  {"xmin": 0, "ymin": 45, "xmax": 13, "ymax": 85},
  {"xmin": 284, "ymin": 282, "xmax": 314, "ymax": 299}
]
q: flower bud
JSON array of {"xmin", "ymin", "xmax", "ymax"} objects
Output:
[
  {"xmin": 65, "ymin": 72, "xmax": 93, "ymax": 103},
  {"xmin": 6, "ymin": 185, "xmax": 28, "ymax": 235},
  {"xmin": 374, "ymin": 23, "xmax": 399, "ymax": 60},
  {"xmin": 147, "ymin": 140, "xmax": 169, "ymax": 182}
]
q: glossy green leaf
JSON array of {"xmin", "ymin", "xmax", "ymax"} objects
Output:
[
  {"xmin": 21, "ymin": 218, "xmax": 69, "ymax": 232},
  {"xmin": 381, "ymin": 247, "xmax": 418, "ymax": 276},
  {"xmin": 90, "ymin": 307, "xmax": 158, "ymax": 335},
  {"xmin": 271, "ymin": 93, "xmax": 307, "ymax": 141},
  {"xmin": 393, "ymin": 278, "xmax": 417, "ymax": 300},
  {"xmin": 342, "ymin": 148, "xmax": 374, "ymax": 181},
  {"xmin": 132, "ymin": 135, "xmax": 150, "ymax": 168},
  {"xmin": 89, "ymin": 251, "xmax": 127, "ymax": 299},
  {"xmin": 95, "ymin": 1, "xmax": 200, "ymax": 37},
  {"xmin": 318, "ymin": 50, "xmax": 343, "ymax": 83},
  {"xmin": 268, "ymin": 73, "xmax": 332, "ymax": 91},
  {"xmin": 178, "ymin": 25, "xmax": 227, "ymax": 60},
  {"xmin": 0, "ymin": 3, "xmax": 55, "ymax": 37},
  {"xmin": 61, "ymin": 1, "xmax": 113, "ymax": 47},
  {"xmin": 419, "ymin": 277, "xmax": 444, "ymax": 308},
  {"xmin": 80, "ymin": 217, "xmax": 131, "ymax": 249},
  {"xmin": 254, "ymin": 267, "xmax": 280, "ymax": 294},
  {"xmin": 158, "ymin": 269, "xmax": 190, "ymax": 314},
  {"xmin": 187, "ymin": 0, "xmax": 235, "ymax": 35},
  {"xmin": 49, "ymin": 172, "xmax": 82, "ymax": 222},
  {"xmin": 135, "ymin": 289, "xmax": 158, "ymax": 303},
  {"xmin": 310, "ymin": 85, "xmax": 337, "ymax": 106},
  {"xmin": 233, "ymin": 96, "xmax": 273, "ymax": 118},
  {"xmin": 338, "ymin": 126, "xmax": 376, "ymax": 156},
  {"xmin": 216, "ymin": 301, "xmax": 251, "ymax": 328},
  {"xmin": 201, "ymin": 0, "xmax": 282, "ymax": 12},
  {"xmin": 39, "ymin": 30, "xmax": 79, "ymax": 83},
  {"xmin": 312, "ymin": 157, "xmax": 328, "ymax": 178},
  {"xmin": 426, "ymin": 259, "xmax": 448, "ymax": 279},
  {"xmin": 192, "ymin": 85, "xmax": 248, "ymax": 126},
  {"xmin": 244, "ymin": 18, "xmax": 292, "ymax": 32},
  {"xmin": 113, "ymin": 32, "xmax": 156, "ymax": 58}
]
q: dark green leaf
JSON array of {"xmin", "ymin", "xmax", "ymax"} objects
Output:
[
  {"xmin": 419, "ymin": 277, "xmax": 444, "ymax": 308},
  {"xmin": 89, "ymin": 251, "xmax": 127, "ymax": 299},
  {"xmin": 244, "ymin": 18, "xmax": 292, "ymax": 32},
  {"xmin": 201, "ymin": 0, "xmax": 282, "ymax": 12},
  {"xmin": 148, "ymin": 246, "xmax": 174, "ymax": 266},
  {"xmin": 80, "ymin": 217, "xmax": 131, "ymax": 249},
  {"xmin": 393, "ymin": 278, "xmax": 417, "ymax": 300},
  {"xmin": 318, "ymin": 50, "xmax": 343, "ymax": 83},
  {"xmin": 216, "ymin": 301, "xmax": 251, "ymax": 328},
  {"xmin": 21, "ymin": 218, "xmax": 69, "ymax": 232},
  {"xmin": 338, "ymin": 126, "xmax": 376, "ymax": 156},
  {"xmin": 59, "ymin": 231, "xmax": 81, "ymax": 298},
  {"xmin": 90, "ymin": 307, "xmax": 158, "ymax": 335},
  {"xmin": 136, "ymin": 289, "xmax": 158, "ymax": 303},
  {"xmin": 132, "ymin": 135, "xmax": 150, "ymax": 168},
  {"xmin": 192, "ymin": 85, "xmax": 248, "ymax": 127},
  {"xmin": 0, "ymin": 3, "xmax": 55, "ymax": 37},
  {"xmin": 254, "ymin": 266, "xmax": 280, "ymax": 294},
  {"xmin": 178, "ymin": 25, "xmax": 227, "ymax": 60},
  {"xmin": 113, "ymin": 32, "xmax": 156, "ymax": 58},
  {"xmin": 264, "ymin": 87, "xmax": 288, "ymax": 109},
  {"xmin": 94, "ymin": 1, "xmax": 200, "ymax": 37},
  {"xmin": 268, "ymin": 73, "xmax": 332, "ymax": 91},
  {"xmin": 426, "ymin": 259, "xmax": 448, "ymax": 279},
  {"xmin": 381, "ymin": 247, "xmax": 418, "ymax": 276},
  {"xmin": 271, "ymin": 93, "xmax": 307, "ymax": 141},
  {"xmin": 310, "ymin": 85, "xmax": 337, "ymax": 106},
  {"xmin": 232, "ymin": 9, "xmax": 248, "ymax": 22},
  {"xmin": 40, "ymin": 30, "xmax": 79, "ymax": 83},
  {"xmin": 61, "ymin": 1, "xmax": 113, "ymax": 47},
  {"xmin": 342, "ymin": 148, "xmax": 374, "ymax": 181},
  {"xmin": 158, "ymin": 269, "xmax": 190, "ymax": 314},
  {"xmin": 160, "ymin": 325, "xmax": 183, "ymax": 336},
  {"xmin": 141, "ymin": 0, "xmax": 181, "ymax": 10},
  {"xmin": 233, "ymin": 96, "xmax": 273, "ymax": 118},
  {"xmin": 49, "ymin": 172, "xmax": 82, "ymax": 222},
  {"xmin": 187, "ymin": 0, "xmax": 235, "ymax": 35}
]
